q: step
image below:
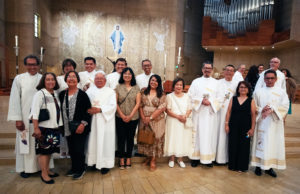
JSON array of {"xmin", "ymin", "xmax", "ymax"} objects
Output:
[
  {"xmin": 0, "ymin": 138, "xmax": 15, "ymax": 150},
  {"xmin": 0, "ymin": 130, "xmax": 16, "ymax": 139}
]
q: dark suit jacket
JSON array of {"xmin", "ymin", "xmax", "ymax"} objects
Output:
[{"xmin": 59, "ymin": 89, "xmax": 92, "ymax": 135}]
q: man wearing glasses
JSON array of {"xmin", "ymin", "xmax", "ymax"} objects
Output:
[
  {"xmin": 215, "ymin": 64, "xmax": 238, "ymax": 165},
  {"xmin": 188, "ymin": 61, "xmax": 219, "ymax": 168},
  {"xmin": 251, "ymin": 69, "xmax": 289, "ymax": 178},
  {"xmin": 7, "ymin": 55, "xmax": 52, "ymax": 178},
  {"xmin": 254, "ymin": 57, "xmax": 286, "ymax": 91},
  {"xmin": 136, "ymin": 59, "xmax": 154, "ymax": 89}
]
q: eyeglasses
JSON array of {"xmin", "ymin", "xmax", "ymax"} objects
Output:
[
  {"xmin": 270, "ymin": 61, "xmax": 279, "ymax": 63},
  {"xmin": 239, "ymin": 86, "xmax": 248, "ymax": 89},
  {"xmin": 264, "ymin": 77, "xmax": 276, "ymax": 80},
  {"xmin": 26, "ymin": 63, "xmax": 38, "ymax": 66},
  {"xmin": 225, "ymin": 69, "xmax": 234, "ymax": 72},
  {"xmin": 203, "ymin": 67, "xmax": 213, "ymax": 70}
]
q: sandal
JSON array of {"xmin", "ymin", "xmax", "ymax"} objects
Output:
[
  {"xmin": 150, "ymin": 160, "xmax": 156, "ymax": 171},
  {"xmin": 142, "ymin": 157, "xmax": 150, "ymax": 166},
  {"xmin": 119, "ymin": 158, "xmax": 125, "ymax": 170},
  {"xmin": 126, "ymin": 158, "xmax": 132, "ymax": 169}
]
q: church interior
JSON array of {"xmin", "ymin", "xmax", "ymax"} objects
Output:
[{"xmin": 0, "ymin": 0, "xmax": 300, "ymax": 193}]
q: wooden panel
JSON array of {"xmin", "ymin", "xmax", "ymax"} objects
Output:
[{"xmin": 202, "ymin": 16, "xmax": 290, "ymax": 46}]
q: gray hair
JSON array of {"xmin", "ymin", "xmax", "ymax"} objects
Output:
[
  {"xmin": 237, "ymin": 64, "xmax": 246, "ymax": 70},
  {"xmin": 95, "ymin": 70, "xmax": 106, "ymax": 79}
]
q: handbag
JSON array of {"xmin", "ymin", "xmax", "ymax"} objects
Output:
[
  {"xmin": 65, "ymin": 90, "xmax": 81, "ymax": 134},
  {"xmin": 171, "ymin": 93, "xmax": 193, "ymax": 130},
  {"xmin": 38, "ymin": 90, "xmax": 50, "ymax": 122},
  {"xmin": 137, "ymin": 124, "xmax": 155, "ymax": 145}
]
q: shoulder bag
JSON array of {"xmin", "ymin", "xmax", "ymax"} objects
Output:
[{"xmin": 38, "ymin": 90, "xmax": 50, "ymax": 122}]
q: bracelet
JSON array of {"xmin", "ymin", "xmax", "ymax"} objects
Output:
[{"xmin": 81, "ymin": 121, "xmax": 88, "ymax": 127}]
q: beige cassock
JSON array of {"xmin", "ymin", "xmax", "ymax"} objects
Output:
[
  {"xmin": 7, "ymin": 72, "xmax": 54, "ymax": 173},
  {"xmin": 251, "ymin": 86, "xmax": 289, "ymax": 170},
  {"xmin": 188, "ymin": 76, "xmax": 220, "ymax": 164},
  {"xmin": 215, "ymin": 78, "xmax": 238, "ymax": 164}
]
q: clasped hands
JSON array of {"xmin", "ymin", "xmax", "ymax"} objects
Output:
[
  {"xmin": 262, "ymin": 105, "xmax": 273, "ymax": 119},
  {"xmin": 202, "ymin": 98, "xmax": 211, "ymax": 106},
  {"xmin": 87, "ymin": 107, "xmax": 101, "ymax": 115}
]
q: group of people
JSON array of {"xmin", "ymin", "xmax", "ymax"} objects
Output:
[{"xmin": 7, "ymin": 54, "xmax": 294, "ymax": 184}]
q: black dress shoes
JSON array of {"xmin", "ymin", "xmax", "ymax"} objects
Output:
[
  {"xmin": 49, "ymin": 172, "xmax": 59, "ymax": 178},
  {"xmin": 255, "ymin": 167, "xmax": 262, "ymax": 176},
  {"xmin": 191, "ymin": 160, "xmax": 199, "ymax": 167},
  {"xmin": 40, "ymin": 176, "xmax": 55, "ymax": 184},
  {"xmin": 20, "ymin": 172, "xmax": 30, "ymax": 178},
  {"xmin": 205, "ymin": 163, "xmax": 213, "ymax": 168},
  {"xmin": 100, "ymin": 168, "xmax": 110, "ymax": 175},
  {"xmin": 265, "ymin": 168, "xmax": 277, "ymax": 178}
]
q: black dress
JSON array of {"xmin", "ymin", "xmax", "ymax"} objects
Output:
[{"xmin": 228, "ymin": 96, "xmax": 252, "ymax": 171}]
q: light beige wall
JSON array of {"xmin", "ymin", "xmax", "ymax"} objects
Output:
[
  {"xmin": 275, "ymin": 46, "xmax": 300, "ymax": 83},
  {"xmin": 290, "ymin": 0, "xmax": 300, "ymax": 42},
  {"xmin": 0, "ymin": 0, "xmax": 5, "ymax": 87}
]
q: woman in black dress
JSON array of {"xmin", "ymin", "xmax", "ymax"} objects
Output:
[{"xmin": 225, "ymin": 81, "xmax": 256, "ymax": 172}]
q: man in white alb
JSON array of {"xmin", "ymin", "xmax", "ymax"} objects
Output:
[
  {"xmin": 136, "ymin": 59, "xmax": 154, "ymax": 89},
  {"xmin": 78, "ymin": 57, "xmax": 97, "ymax": 91},
  {"xmin": 86, "ymin": 72, "xmax": 117, "ymax": 174},
  {"xmin": 7, "ymin": 55, "xmax": 48, "ymax": 178},
  {"xmin": 254, "ymin": 57, "xmax": 286, "ymax": 91},
  {"xmin": 232, "ymin": 64, "xmax": 245, "ymax": 83},
  {"xmin": 188, "ymin": 61, "xmax": 220, "ymax": 167},
  {"xmin": 216, "ymin": 64, "xmax": 238, "ymax": 164},
  {"xmin": 251, "ymin": 69, "xmax": 289, "ymax": 178},
  {"xmin": 106, "ymin": 58, "xmax": 127, "ymax": 89}
]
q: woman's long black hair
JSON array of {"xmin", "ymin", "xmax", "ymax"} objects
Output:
[{"xmin": 144, "ymin": 74, "xmax": 164, "ymax": 98}]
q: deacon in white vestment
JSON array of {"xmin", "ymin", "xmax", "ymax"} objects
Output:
[
  {"xmin": 7, "ymin": 55, "xmax": 43, "ymax": 176},
  {"xmin": 188, "ymin": 62, "xmax": 220, "ymax": 167},
  {"xmin": 136, "ymin": 59, "xmax": 154, "ymax": 89},
  {"xmin": 254, "ymin": 57, "xmax": 286, "ymax": 92},
  {"xmin": 251, "ymin": 69, "xmax": 289, "ymax": 178},
  {"xmin": 232, "ymin": 64, "xmax": 245, "ymax": 83},
  {"xmin": 216, "ymin": 65, "xmax": 238, "ymax": 164},
  {"xmin": 86, "ymin": 72, "xmax": 117, "ymax": 174},
  {"xmin": 106, "ymin": 58, "xmax": 127, "ymax": 89},
  {"xmin": 78, "ymin": 57, "xmax": 98, "ymax": 90}
]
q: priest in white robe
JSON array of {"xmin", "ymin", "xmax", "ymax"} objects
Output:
[
  {"xmin": 188, "ymin": 61, "xmax": 220, "ymax": 167},
  {"xmin": 216, "ymin": 64, "xmax": 238, "ymax": 164},
  {"xmin": 7, "ymin": 55, "xmax": 47, "ymax": 178},
  {"xmin": 232, "ymin": 64, "xmax": 245, "ymax": 83},
  {"xmin": 106, "ymin": 58, "xmax": 127, "ymax": 89},
  {"xmin": 78, "ymin": 57, "xmax": 97, "ymax": 91},
  {"xmin": 136, "ymin": 59, "xmax": 154, "ymax": 89},
  {"xmin": 251, "ymin": 69, "xmax": 289, "ymax": 178},
  {"xmin": 86, "ymin": 71, "xmax": 117, "ymax": 174},
  {"xmin": 254, "ymin": 57, "xmax": 286, "ymax": 92}
]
